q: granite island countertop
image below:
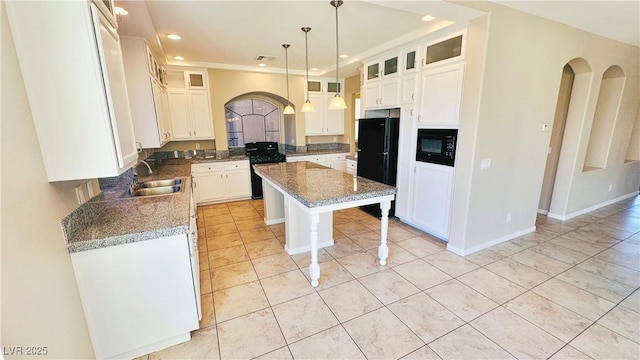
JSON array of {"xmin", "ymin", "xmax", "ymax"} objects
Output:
[{"xmin": 253, "ymin": 161, "xmax": 395, "ymax": 208}]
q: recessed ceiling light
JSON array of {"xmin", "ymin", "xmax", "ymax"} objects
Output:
[
  {"xmin": 173, "ymin": 56, "xmax": 184, "ymax": 61},
  {"xmin": 311, "ymin": 67, "xmax": 318, "ymax": 71},
  {"xmin": 167, "ymin": 34, "xmax": 182, "ymax": 40},
  {"xmin": 258, "ymin": 63, "xmax": 267, "ymax": 67},
  {"xmin": 339, "ymin": 54, "xmax": 348, "ymax": 59},
  {"xmin": 114, "ymin": 6, "xmax": 128, "ymax": 15},
  {"xmin": 421, "ymin": 14, "xmax": 436, "ymax": 22}
]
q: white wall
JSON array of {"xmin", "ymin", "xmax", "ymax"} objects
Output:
[
  {"xmin": 449, "ymin": 2, "xmax": 639, "ymax": 253},
  {"xmin": 1, "ymin": 3, "xmax": 95, "ymax": 358}
]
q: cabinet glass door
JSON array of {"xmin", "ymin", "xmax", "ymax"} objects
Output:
[
  {"xmin": 426, "ymin": 35, "xmax": 463, "ymax": 65},
  {"xmin": 307, "ymin": 80, "xmax": 322, "ymax": 92},
  {"xmin": 367, "ymin": 63, "xmax": 379, "ymax": 80},
  {"xmin": 327, "ymin": 82, "xmax": 341, "ymax": 93},
  {"xmin": 383, "ymin": 57, "xmax": 398, "ymax": 76},
  {"xmin": 405, "ymin": 51, "xmax": 416, "ymax": 71}
]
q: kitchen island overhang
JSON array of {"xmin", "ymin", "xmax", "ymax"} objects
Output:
[{"xmin": 253, "ymin": 161, "xmax": 396, "ymax": 287}]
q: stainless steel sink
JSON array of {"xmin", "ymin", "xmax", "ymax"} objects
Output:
[
  {"xmin": 137, "ymin": 178, "xmax": 183, "ymax": 188},
  {"xmin": 128, "ymin": 178, "xmax": 186, "ymax": 197},
  {"xmin": 131, "ymin": 185, "xmax": 183, "ymax": 197}
]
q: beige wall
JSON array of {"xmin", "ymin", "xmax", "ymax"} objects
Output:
[
  {"xmin": 449, "ymin": 3, "xmax": 640, "ymax": 252},
  {"xmin": 344, "ymin": 74, "xmax": 361, "ymax": 155},
  {"xmin": 1, "ymin": 3, "xmax": 95, "ymax": 357}
]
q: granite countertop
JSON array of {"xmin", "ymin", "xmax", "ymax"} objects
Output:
[
  {"xmin": 63, "ymin": 152, "xmax": 356, "ymax": 253},
  {"xmin": 63, "ymin": 164, "xmax": 193, "ymax": 253},
  {"xmin": 285, "ymin": 149, "xmax": 350, "ymax": 157},
  {"xmin": 253, "ymin": 161, "xmax": 395, "ymax": 208}
]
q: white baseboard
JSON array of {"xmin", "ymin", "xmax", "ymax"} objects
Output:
[
  {"xmin": 446, "ymin": 226, "xmax": 536, "ymax": 256},
  {"xmin": 548, "ymin": 191, "xmax": 639, "ymax": 221},
  {"xmin": 537, "ymin": 209, "xmax": 549, "ymax": 215},
  {"xmin": 264, "ymin": 217, "xmax": 285, "ymax": 225}
]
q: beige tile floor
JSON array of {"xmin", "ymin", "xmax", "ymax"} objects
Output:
[{"xmin": 139, "ymin": 196, "xmax": 639, "ymax": 360}]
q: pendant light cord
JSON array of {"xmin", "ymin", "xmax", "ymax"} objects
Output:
[
  {"xmin": 283, "ymin": 44, "xmax": 291, "ymax": 106},
  {"xmin": 304, "ymin": 28, "xmax": 310, "ymax": 102},
  {"xmin": 334, "ymin": 1, "xmax": 340, "ymax": 95}
]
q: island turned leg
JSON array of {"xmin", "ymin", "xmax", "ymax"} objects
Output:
[
  {"xmin": 378, "ymin": 200, "xmax": 391, "ymax": 265},
  {"xmin": 308, "ymin": 213, "xmax": 321, "ymax": 287}
]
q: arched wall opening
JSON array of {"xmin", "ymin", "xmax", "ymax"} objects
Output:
[
  {"xmin": 583, "ymin": 65, "xmax": 626, "ymax": 171},
  {"xmin": 545, "ymin": 58, "xmax": 594, "ymax": 216}
]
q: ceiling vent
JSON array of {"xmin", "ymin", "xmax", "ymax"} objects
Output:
[{"xmin": 255, "ymin": 55, "xmax": 278, "ymax": 61}]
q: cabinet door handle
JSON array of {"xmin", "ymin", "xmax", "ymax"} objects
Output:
[
  {"xmin": 411, "ymin": 93, "xmax": 415, "ymax": 101},
  {"xmin": 193, "ymin": 131, "xmax": 196, "ymax": 137},
  {"xmin": 220, "ymin": 174, "xmax": 223, "ymax": 179},
  {"xmin": 414, "ymin": 167, "xmax": 417, "ymax": 173}
]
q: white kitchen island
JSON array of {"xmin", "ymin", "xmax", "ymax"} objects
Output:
[{"xmin": 254, "ymin": 161, "xmax": 396, "ymax": 287}]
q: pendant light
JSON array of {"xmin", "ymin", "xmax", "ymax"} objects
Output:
[
  {"xmin": 301, "ymin": 27, "xmax": 315, "ymax": 113},
  {"xmin": 329, "ymin": 0, "xmax": 347, "ymax": 110},
  {"xmin": 282, "ymin": 44, "xmax": 295, "ymax": 115}
]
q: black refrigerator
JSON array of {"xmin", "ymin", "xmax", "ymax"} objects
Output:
[{"xmin": 356, "ymin": 117, "xmax": 400, "ymax": 218}]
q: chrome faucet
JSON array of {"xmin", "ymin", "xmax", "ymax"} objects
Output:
[{"xmin": 138, "ymin": 160, "xmax": 153, "ymax": 174}]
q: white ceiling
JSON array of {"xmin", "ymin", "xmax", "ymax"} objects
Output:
[{"xmin": 114, "ymin": 1, "xmax": 639, "ymax": 78}]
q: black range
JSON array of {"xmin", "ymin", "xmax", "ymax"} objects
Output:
[{"xmin": 245, "ymin": 141, "xmax": 286, "ymax": 199}]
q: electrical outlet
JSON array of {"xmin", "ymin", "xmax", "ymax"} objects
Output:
[
  {"xmin": 506, "ymin": 212, "xmax": 512, "ymax": 222},
  {"xmin": 86, "ymin": 181, "xmax": 94, "ymax": 198},
  {"xmin": 480, "ymin": 159, "xmax": 491, "ymax": 170},
  {"xmin": 541, "ymin": 123, "xmax": 550, "ymax": 132},
  {"xmin": 608, "ymin": 184, "xmax": 613, "ymax": 191},
  {"xmin": 75, "ymin": 185, "xmax": 86, "ymax": 205},
  {"xmin": 195, "ymin": 143, "xmax": 200, "ymax": 149}
]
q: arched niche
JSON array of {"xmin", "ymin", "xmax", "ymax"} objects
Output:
[{"xmin": 583, "ymin": 65, "xmax": 626, "ymax": 171}]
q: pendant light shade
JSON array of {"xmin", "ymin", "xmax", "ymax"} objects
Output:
[
  {"xmin": 329, "ymin": 0, "xmax": 346, "ymax": 110},
  {"xmin": 282, "ymin": 44, "xmax": 295, "ymax": 115},
  {"xmin": 301, "ymin": 27, "xmax": 315, "ymax": 113}
]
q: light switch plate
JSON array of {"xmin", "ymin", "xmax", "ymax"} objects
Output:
[
  {"xmin": 75, "ymin": 185, "xmax": 86, "ymax": 204},
  {"xmin": 541, "ymin": 123, "xmax": 550, "ymax": 132},
  {"xmin": 481, "ymin": 158, "xmax": 491, "ymax": 170}
]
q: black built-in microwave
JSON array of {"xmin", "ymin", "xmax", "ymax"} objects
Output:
[{"xmin": 416, "ymin": 129, "xmax": 458, "ymax": 166}]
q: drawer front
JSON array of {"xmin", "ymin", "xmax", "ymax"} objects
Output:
[
  {"xmin": 224, "ymin": 160, "xmax": 249, "ymax": 171},
  {"xmin": 195, "ymin": 163, "xmax": 224, "ymax": 173},
  {"xmin": 347, "ymin": 159, "xmax": 357, "ymax": 169}
]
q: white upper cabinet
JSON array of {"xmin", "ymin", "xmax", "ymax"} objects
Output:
[
  {"xmin": 167, "ymin": 89, "xmax": 214, "ymax": 140},
  {"xmin": 304, "ymin": 78, "xmax": 344, "ymax": 136},
  {"xmin": 362, "ymin": 51, "xmax": 402, "ymax": 110},
  {"xmin": 418, "ymin": 29, "xmax": 467, "ymax": 127},
  {"xmin": 121, "ymin": 37, "xmax": 170, "ymax": 148},
  {"xmin": 166, "ymin": 68, "xmax": 214, "ymax": 141},
  {"xmin": 419, "ymin": 63, "xmax": 465, "ymax": 126},
  {"xmin": 6, "ymin": 1, "xmax": 138, "ymax": 181}
]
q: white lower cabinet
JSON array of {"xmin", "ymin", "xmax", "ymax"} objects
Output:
[
  {"xmin": 394, "ymin": 164, "xmax": 412, "ymax": 220},
  {"xmin": 192, "ymin": 161, "xmax": 251, "ymax": 204},
  {"xmin": 346, "ymin": 159, "xmax": 357, "ymax": 175},
  {"xmin": 70, "ymin": 234, "xmax": 199, "ymax": 359},
  {"xmin": 287, "ymin": 153, "xmax": 348, "ymax": 171},
  {"xmin": 410, "ymin": 163, "xmax": 454, "ymax": 240}
]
